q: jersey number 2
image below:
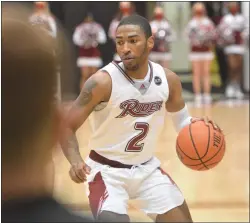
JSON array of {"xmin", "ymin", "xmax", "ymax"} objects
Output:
[{"xmin": 125, "ymin": 122, "xmax": 149, "ymax": 152}]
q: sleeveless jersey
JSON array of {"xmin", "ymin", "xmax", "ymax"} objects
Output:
[{"xmin": 88, "ymin": 61, "xmax": 169, "ymax": 165}]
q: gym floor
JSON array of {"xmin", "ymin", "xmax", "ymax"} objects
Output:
[{"xmin": 53, "ymin": 98, "xmax": 249, "ymax": 222}]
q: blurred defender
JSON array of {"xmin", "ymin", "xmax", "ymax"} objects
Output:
[
  {"xmin": 62, "ymin": 14, "xmax": 221, "ymax": 222},
  {"xmin": 2, "ymin": 4, "xmax": 92, "ymax": 222}
]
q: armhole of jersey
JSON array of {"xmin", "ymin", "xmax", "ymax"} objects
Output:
[{"xmin": 159, "ymin": 64, "xmax": 170, "ymax": 102}]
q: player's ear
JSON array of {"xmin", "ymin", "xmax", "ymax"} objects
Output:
[{"xmin": 147, "ymin": 36, "xmax": 154, "ymax": 51}]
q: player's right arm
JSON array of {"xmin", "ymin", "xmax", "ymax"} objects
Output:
[{"xmin": 60, "ymin": 71, "xmax": 111, "ymax": 183}]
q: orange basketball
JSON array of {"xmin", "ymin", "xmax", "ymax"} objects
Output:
[{"xmin": 176, "ymin": 120, "xmax": 226, "ymax": 171}]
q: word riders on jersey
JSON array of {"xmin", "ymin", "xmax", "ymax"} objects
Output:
[{"xmin": 88, "ymin": 61, "xmax": 169, "ymax": 165}]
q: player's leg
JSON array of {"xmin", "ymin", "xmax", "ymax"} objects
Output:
[
  {"xmin": 191, "ymin": 60, "xmax": 202, "ymax": 104},
  {"xmin": 86, "ymin": 158, "xmax": 130, "ymax": 222},
  {"xmin": 202, "ymin": 59, "xmax": 212, "ymax": 104},
  {"xmin": 134, "ymin": 166, "xmax": 192, "ymax": 222},
  {"xmin": 98, "ymin": 211, "xmax": 130, "ymax": 222},
  {"xmin": 156, "ymin": 200, "xmax": 192, "ymax": 222}
]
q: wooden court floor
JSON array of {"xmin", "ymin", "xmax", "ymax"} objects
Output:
[{"xmin": 53, "ymin": 99, "xmax": 249, "ymax": 222}]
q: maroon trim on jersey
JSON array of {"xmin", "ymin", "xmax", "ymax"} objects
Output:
[
  {"xmin": 88, "ymin": 172, "xmax": 109, "ymax": 219},
  {"xmin": 89, "ymin": 150, "xmax": 150, "ymax": 168},
  {"xmin": 112, "ymin": 61, "xmax": 134, "ymax": 84},
  {"xmin": 148, "ymin": 61, "xmax": 153, "ymax": 83},
  {"xmin": 112, "ymin": 61, "xmax": 154, "ymax": 85}
]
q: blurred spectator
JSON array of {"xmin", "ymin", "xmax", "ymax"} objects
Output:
[
  {"xmin": 186, "ymin": 2, "xmax": 216, "ymax": 105},
  {"xmin": 149, "ymin": 6, "xmax": 176, "ymax": 68},
  {"xmin": 73, "ymin": 13, "xmax": 107, "ymax": 89},
  {"xmin": 217, "ymin": 2, "xmax": 247, "ymax": 99},
  {"xmin": 108, "ymin": 1, "xmax": 135, "ymax": 60},
  {"xmin": 2, "ymin": 4, "xmax": 92, "ymax": 222}
]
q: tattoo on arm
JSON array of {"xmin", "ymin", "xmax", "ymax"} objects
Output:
[
  {"xmin": 68, "ymin": 133, "xmax": 79, "ymax": 153},
  {"xmin": 62, "ymin": 129, "xmax": 83, "ymax": 164},
  {"xmin": 77, "ymin": 79, "xmax": 97, "ymax": 107},
  {"xmin": 62, "ymin": 78, "xmax": 98, "ymax": 164}
]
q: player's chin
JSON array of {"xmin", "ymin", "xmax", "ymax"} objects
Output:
[
  {"xmin": 125, "ymin": 64, "xmax": 138, "ymax": 71},
  {"xmin": 124, "ymin": 62, "xmax": 139, "ymax": 71}
]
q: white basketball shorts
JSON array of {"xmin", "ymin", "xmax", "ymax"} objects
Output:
[{"xmin": 85, "ymin": 156, "xmax": 184, "ymax": 220}]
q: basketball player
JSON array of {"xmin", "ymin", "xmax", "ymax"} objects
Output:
[
  {"xmin": 61, "ymin": 15, "xmax": 220, "ymax": 222},
  {"xmin": 73, "ymin": 13, "xmax": 107, "ymax": 89},
  {"xmin": 150, "ymin": 6, "xmax": 176, "ymax": 68},
  {"xmin": 2, "ymin": 4, "xmax": 92, "ymax": 222}
]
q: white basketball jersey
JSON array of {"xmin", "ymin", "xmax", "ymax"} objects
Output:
[{"xmin": 88, "ymin": 61, "xmax": 169, "ymax": 165}]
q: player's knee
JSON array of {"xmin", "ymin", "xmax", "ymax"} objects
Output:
[
  {"xmin": 98, "ymin": 211, "xmax": 130, "ymax": 222},
  {"xmin": 156, "ymin": 212, "xmax": 192, "ymax": 223},
  {"xmin": 156, "ymin": 202, "xmax": 193, "ymax": 223}
]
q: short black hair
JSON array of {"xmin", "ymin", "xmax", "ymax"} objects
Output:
[{"xmin": 117, "ymin": 14, "xmax": 152, "ymax": 39}]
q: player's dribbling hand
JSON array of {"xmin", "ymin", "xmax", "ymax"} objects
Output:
[
  {"xmin": 191, "ymin": 116, "xmax": 223, "ymax": 132},
  {"xmin": 69, "ymin": 162, "xmax": 91, "ymax": 183}
]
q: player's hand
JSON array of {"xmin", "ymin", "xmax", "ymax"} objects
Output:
[
  {"xmin": 69, "ymin": 162, "xmax": 91, "ymax": 184},
  {"xmin": 191, "ymin": 116, "xmax": 223, "ymax": 132}
]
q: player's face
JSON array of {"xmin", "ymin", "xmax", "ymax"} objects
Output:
[{"xmin": 116, "ymin": 24, "xmax": 154, "ymax": 71}]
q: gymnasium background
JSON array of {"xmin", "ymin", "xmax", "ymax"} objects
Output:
[
  {"xmin": 46, "ymin": 1, "xmax": 249, "ymax": 102},
  {"xmin": 5, "ymin": 1, "xmax": 247, "ymax": 221}
]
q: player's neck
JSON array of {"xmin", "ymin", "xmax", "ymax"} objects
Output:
[{"xmin": 125, "ymin": 62, "xmax": 149, "ymax": 80}]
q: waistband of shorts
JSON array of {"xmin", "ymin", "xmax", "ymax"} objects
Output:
[{"xmin": 89, "ymin": 150, "xmax": 149, "ymax": 169}]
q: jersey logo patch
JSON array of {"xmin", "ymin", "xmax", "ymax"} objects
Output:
[
  {"xmin": 140, "ymin": 84, "xmax": 146, "ymax": 89},
  {"xmin": 116, "ymin": 99, "xmax": 163, "ymax": 118},
  {"xmin": 154, "ymin": 76, "xmax": 162, "ymax": 86}
]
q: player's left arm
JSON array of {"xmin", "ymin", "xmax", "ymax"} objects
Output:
[{"xmin": 164, "ymin": 68, "xmax": 221, "ymax": 132}]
